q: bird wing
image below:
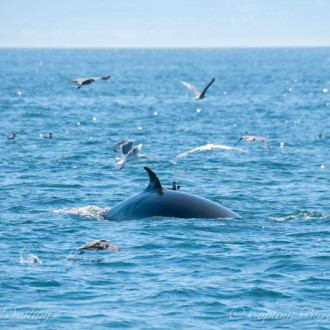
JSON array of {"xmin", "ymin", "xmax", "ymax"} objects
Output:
[
  {"xmin": 90, "ymin": 75, "xmax": 111, "ymax": 81},
  {"xmin": 113, "ymin": 139, "xmax": 134, "ymax": 147},
  {"xmin": 77, "ymin": 241, "xmax": 94, "ymax": 250},
  {"xmin": 233, "ymin": 137, "xmax": 244, "ymax": 147},
  {"xmin": 176, "ymin": 144, "xmax": 212, "ymax": 157},
  {"xmin": 177, "ymin": 144, "xmax": 247, "ymax": 157},
  {"xmin": 180, "ymin": 81, "xmax": 201, "ymax": 97},
  {"xmin": 256, "ymin": 137, "xmax": 271, "ymax": 151},
  {"xmin": 113, "ymin": 140, "xmax": 134, "ymax": 155},
  {"xmin": 132, "ymin": 144, "xmax": 142, "ymax": 156},
  {"xmin": 69, "ymin": 78, "xmax": 85, "ymax": 84},
  {"xmin": 200, "ymin": 77, "xmax": 215, "ymax": 98},
  {"xmin": 208, "ymin": 144, "xmax": 248, "ymax": 152},
  {"xmin": 121, "ymin": 141, "xmax": 134, "ymax": 155}
]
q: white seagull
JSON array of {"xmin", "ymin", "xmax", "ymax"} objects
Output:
[
  {"xmin": 69, "ymin": 75, "xmax": 111, "ymax": 89},
  {"xmin": 234, "ymin": 135, "xmax": 271, "ymax": 151},
  {"xmin": 176, "ymin": 143, "xmax": 247, "ymax": 158},
  {"xmin": 180, "ymin": 77, "xmax": 215, "ymax": 100},
  {"xmin": 113, "ymin": 140, "xmax": 150, "ymax": 170}
]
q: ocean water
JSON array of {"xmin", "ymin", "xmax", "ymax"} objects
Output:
[{"xmin": 0, "ymin": 48, "xmax": 329, "ymax": 329}]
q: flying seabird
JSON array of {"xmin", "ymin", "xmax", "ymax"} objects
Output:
[
  {"xmin": 114, "ymin": 141, "xmax": 150, "ymax": 170},
  {"xmin": 7, "ymin": 133, "xmax": 16, "ymax": 140},
  {"xmin": 77, "ymin": 239, "xmax": 120, "ymax": 254},
  {"xmin": 180, "ymin": 77, "xmax": 215, "ymax": 100},
  {"xmin": 69, "ymin": 75, "xmax": 111, "ymax": 89},
  {"xmin": 176, "ymin": 143, "xmax": 247, "ymax": 158},
  {"xmin": 234, "ymin": 135, "xmax": 271, "ymax": 151}
]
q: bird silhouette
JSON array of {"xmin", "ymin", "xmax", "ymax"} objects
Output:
[
  {"xmin": 180, "ymin": 77, "xmax": 215, "ymax": 99},
  {"xmin": 234, "ymin": 135, "xmax": 271, "ymax": 151},
  {"xmin": 69, "ymin": 75, "xmax": 110, "ymax": 89}
]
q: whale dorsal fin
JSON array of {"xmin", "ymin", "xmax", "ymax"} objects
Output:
[{"xmin": 144, "ymin": 167, "xmax": 163, "ymax": 196}]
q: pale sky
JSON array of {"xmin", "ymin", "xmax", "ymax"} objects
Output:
[{"xmin": 1, "ymin": 0, "xmax": 330, "ymax": 48}]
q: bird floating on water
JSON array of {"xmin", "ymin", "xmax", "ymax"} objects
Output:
[
  {"xmin": 69, "ymin": 75, "xmax": 111, "ymax": 89},
  {"xmin": 313, "ymin": 131, "xmax": 323, "ymax": 139},
  {"xmin": 113, "ymin": 140, "xmax": 150, "ymax": 170},
  {"xmin": 234, "ymin": 135, "xmax": 271, "ymax": 151},
  {"xmin": 176, "ymin": 143, "xmax": 247, "ymax": 158},
  {"xmin": 40, "ymin": 132, "xmax": 53, "ymax": 139},
  {"xmin": 7, "ymin": 133, "xmax": 16, "ymax": 140},
  {"xmin": 77, "ymin": 239, "xmax": 120, "ymax": 254},
  {"xmin": 180, "ymin": 77, "xmax": 215, "ymax": 100}
]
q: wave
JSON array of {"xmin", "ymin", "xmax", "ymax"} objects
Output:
[
  {"xmin": 269, "ymin": 210, "xmax": 328, "ymax": 222},
  {"xmin": 53, "ymin": 205, "xmax": 110, "ymax": 220}
]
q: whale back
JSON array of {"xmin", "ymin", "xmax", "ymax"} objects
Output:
[{"xmin": 105, "ymin": 167, "xmax": 241, "ymax": 220}]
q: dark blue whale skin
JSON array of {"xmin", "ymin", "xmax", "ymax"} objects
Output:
[{"xmin": 105, "ymin": 167, "xmax": 242, "ymax": 220}]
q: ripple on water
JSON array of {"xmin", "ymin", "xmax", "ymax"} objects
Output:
[{"xmin": 269, "ymin": 210, "xmax": 328, "ymax": 222}]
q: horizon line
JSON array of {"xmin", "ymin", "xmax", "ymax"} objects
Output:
[{"xmin": 1, "ymin": 45, "xmax": 330, "ymax": 50}]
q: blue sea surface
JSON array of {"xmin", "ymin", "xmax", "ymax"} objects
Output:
[{"xmin": 0, "ymin": 48, "xmax": 329, "ymax": 329}]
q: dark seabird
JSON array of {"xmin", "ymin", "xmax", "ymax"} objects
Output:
[
  {"xmin": 41, "ymin": 132, "xmax": 53, "ymax": 139},
  {"xmin": 234, "ymin": 135, "xmax": 271, "ymax": 151},
  {"xmin": 180, "ymin": 77, "xmax": 215, "ymax": 100},
  {"xmin": 77, "ymin": 239, "xmax": 120, "ymax": 254},
  {"xmin": 171, "ymin": 181, "xmax": 181, "ymax": 191},
  {"xmin": 113, "ymin": 140, "xmax": 150, "ymax": 170},
  {"xmin": 69, "ymin": 75, "xmax": 111, "ymax": 89},
  {"xmin": 164, "ymin": 181, "xmax": 181, "ymax": 191},
  {"xmin": 7, "ymin": 133, "xmax": 16, "ymax": 140},
  {"xmin": 313, "ymin": 131, "xmax": 323, "ymax": 139}
]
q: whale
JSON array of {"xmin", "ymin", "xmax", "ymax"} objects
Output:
[{"xmin": 105, "ymin": 167, "xmax": 241, "ymax": 220}]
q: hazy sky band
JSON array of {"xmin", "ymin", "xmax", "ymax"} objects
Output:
[{"xmin": 1, "ymin": 0, "xmax": 329, "ymax": 48}]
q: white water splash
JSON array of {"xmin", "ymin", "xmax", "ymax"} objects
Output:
[
  {"xmin": 269, "ymin": 210, "xmax": 328, "ymax": 222},
  {"xmin": 66, "ymin": 251, "xmax": 80, "ymax": 261},
  {"xmin": 53, "ymin": 205, "xmax": 110, "ymax": 220},
  {"xmin": 20, "ymin": 250, "xmax": 43, "ymax": 265}
]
